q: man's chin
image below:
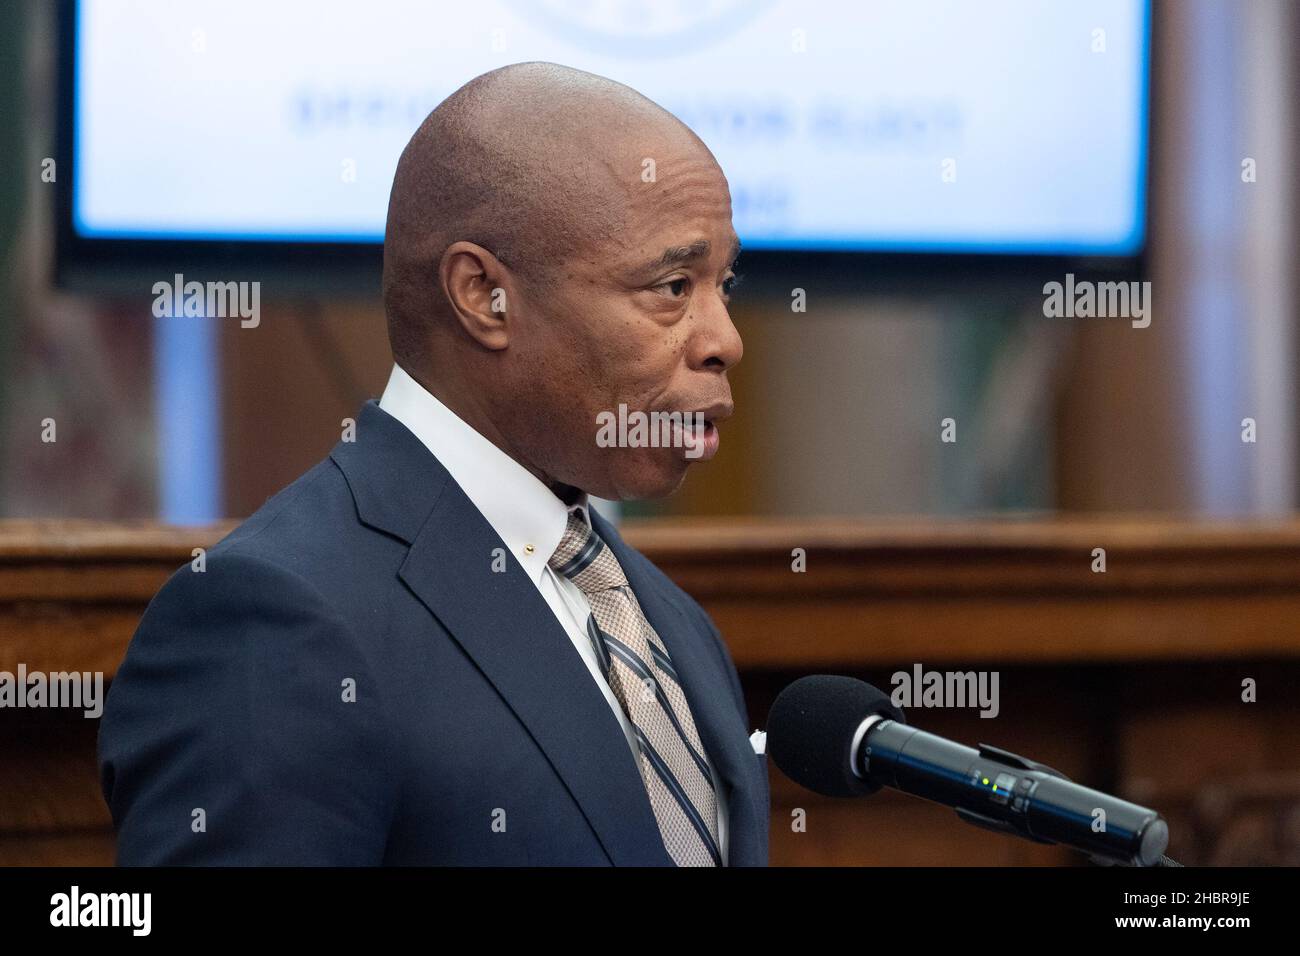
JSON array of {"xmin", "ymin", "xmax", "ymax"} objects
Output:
[{"xmin": 600, "ymin": 461, "xmax": 691, "ymax": 501}]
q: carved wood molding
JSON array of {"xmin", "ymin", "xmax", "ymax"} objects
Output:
[{"xmin": 3, "ymin": 517, "xmax": 1300, "ymax": 674}]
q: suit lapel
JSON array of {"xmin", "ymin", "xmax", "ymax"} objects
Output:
[
  {"xmin": 594, "ymin": 511, "xmax": 767, "ymax": 867},
  {"xmin": 332, "ymin": 402, "xmax": 671, "ymax": 866}
]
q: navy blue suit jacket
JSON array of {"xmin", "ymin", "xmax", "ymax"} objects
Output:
[{"xmin": 98, "ymin": 400, "xmax": 770, "ymax": 865}]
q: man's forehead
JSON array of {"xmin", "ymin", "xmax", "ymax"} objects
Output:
[{"xmin": 550, "ymin": 121, "xmax": 736, "ymax": 276}]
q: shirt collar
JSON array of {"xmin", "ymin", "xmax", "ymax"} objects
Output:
[{"xmin": 377, "ymin": 363, "xmax": 589, "ymax": 584}]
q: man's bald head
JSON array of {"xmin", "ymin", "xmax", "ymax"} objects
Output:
[
  {"xmin": 383, "ymin": 61, "xmax": 708, "ymax": 372},
  {"xmin": 380, "ymin": 62, "xmax": 742, "ymax": 501}
]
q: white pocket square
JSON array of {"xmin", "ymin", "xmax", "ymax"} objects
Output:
[{"xmin": 750, "ymin": 729, "xmax": 767, "ymax": 755}]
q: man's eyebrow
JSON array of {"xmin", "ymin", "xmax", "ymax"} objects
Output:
[
  {"xmin": 636, "ymin": 237, "xmax": 743, "ymax": 275},
  {"xmin": 643, "ymin": 239, "xmax": 711, "ymax": 273}
]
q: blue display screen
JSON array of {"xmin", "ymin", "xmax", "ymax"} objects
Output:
[{"xmin": 73, "ymin": 0, "xmax": 1149, "ymax": 255}]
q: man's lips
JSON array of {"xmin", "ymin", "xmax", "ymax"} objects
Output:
[
  {"xmin": 594, "ymin": 401, "xmax": 734, "ymax": 460},
  {"xmin": 664, "ymin": 401, "xmax": 733, "ymax": 430},
  {"xmin": 672, "ymin": 402, "xmax": 732, "ymax": 461},
  {"xmin": 687, "ymin": 402, "xmax": 735, "ymax": 425},
  {"xmin": 689, "ymin": 419, "xmax": 721, "ymax": 460}
]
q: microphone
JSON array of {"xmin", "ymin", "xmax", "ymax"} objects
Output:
[{"xmin": 767, "ymin": 675, "xmax": 1171, "ymax": 867}]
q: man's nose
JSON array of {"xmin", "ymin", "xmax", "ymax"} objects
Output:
[{"xmin": 689, "ymin": 296, "xmax": 743, "ymax": 372}]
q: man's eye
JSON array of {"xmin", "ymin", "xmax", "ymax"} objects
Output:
[
  {"xmin": 658, "ymin": 278, "xmax": 688, "ymax": 297},
  {"xmin": 722, "ymin": 273, "xmax": 743, "ymax": 296}
]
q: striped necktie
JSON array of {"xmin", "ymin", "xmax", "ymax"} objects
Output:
[{"xmin": 549, "ymin": 510, "xmax": 721, "ymax": 866}]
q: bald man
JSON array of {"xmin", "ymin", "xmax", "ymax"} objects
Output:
[{"xmin": 99, "ymin": 63, "xmax": 769, "ymax": 866}]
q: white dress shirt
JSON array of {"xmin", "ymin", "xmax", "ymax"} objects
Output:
[{"xmin": 378, "ymin": 363, "xmax": 729, "ymax": 864}]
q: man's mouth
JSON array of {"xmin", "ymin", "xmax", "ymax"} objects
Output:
[
  {"xmin": 675, "ymin": 403, "xmax": 732, "ymax": 461},
  {"xmin": 691, "ymin": 402, "xmax": 735, "ymax": 426},
  {"xmin": 691, "ymin": 419, "xmax": 721, "ymax": 460},
  {"xmin": 596, "ymin": 401, "xmax": 732, "ymax": 460}
]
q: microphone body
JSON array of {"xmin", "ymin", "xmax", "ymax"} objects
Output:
[
  {"xmin": 861, "ymin": 716, "xmax": 1168, "ymax": 867},
  {"xmin": 768, "ymin": 675, "xmax": 1170, "ymax": 867}
]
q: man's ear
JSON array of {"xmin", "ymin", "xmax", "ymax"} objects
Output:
[{"xmin": 438, "ymin": 241, "xmax": 513, "ymax": 350}]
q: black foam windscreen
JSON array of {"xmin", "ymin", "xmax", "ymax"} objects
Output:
[{"xmin": 767, "ymin": 675, "xmax": 906, "ymax": 798}]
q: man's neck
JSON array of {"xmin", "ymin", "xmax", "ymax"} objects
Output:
[{"xmin": 398, "ymin": 362, "xmax": 580, "ymax": 506}]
